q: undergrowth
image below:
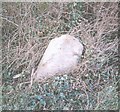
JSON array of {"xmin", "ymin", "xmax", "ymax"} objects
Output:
[{"xmin": 1, "ymin": 2, "xmax": 119, "ymax": 110}]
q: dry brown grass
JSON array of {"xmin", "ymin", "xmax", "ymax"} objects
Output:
[{"xmin": 2, "ymin": 2, "xmax": 118, "ymax": 110}]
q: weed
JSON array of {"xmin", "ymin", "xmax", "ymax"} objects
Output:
[{"xmin": 1, "ymin": 2, "xmax": 118, "ymax": 110}]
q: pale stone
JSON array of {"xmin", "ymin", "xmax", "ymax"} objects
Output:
[{"xmin": 34, "ymin": 34, "xmax": 83, "ymax": 81}]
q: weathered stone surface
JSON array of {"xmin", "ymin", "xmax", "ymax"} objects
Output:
[{"xmin": 35, "ymin": 34, "xmax": 83, "ymax": 81}]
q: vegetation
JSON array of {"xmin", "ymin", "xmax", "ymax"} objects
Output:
[{"xmin": 1, "ymin": 2, "xmax": 119, "ymax": 110}]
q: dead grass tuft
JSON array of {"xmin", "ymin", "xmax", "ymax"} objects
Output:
[{"xmin": 2, "ymin": 2, "xmax": 118, "ymax": 110}]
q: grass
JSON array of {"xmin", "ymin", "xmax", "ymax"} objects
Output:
[{"xmin": 1, "ymin": 2, "xmax": 119, "ymax": 110}]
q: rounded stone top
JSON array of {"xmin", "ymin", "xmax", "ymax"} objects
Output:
[{"xmin": 34, "ymin": 34, "xmax": 84, "ymax": 81}]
